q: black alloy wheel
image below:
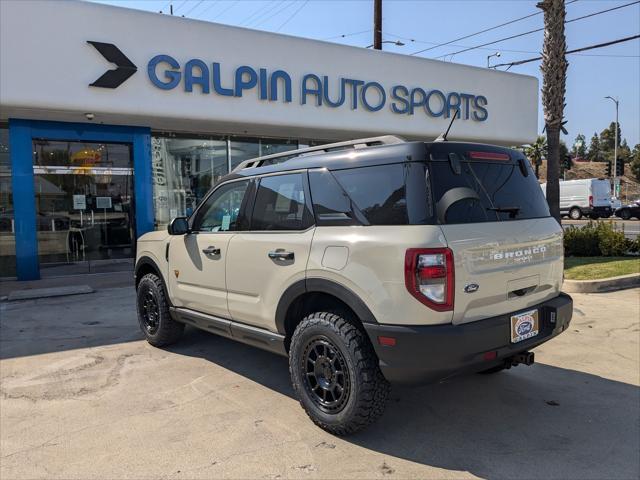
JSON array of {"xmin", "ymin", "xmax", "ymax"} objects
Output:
[
  {"xmin": 301, "ymin": 337, "xmax": 351, "ymax": 413},
  {"xmin": 141, "ymin": 288, "xmax": 160, "ymax": 335},
  {"xmin": 136, "ymin": 273, "xmax": 184, "ymax": 347}
]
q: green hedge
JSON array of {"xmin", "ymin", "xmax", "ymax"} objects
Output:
[{"xmin": 564, "ymin": 221, "xmax": 637, "ymax": 257}]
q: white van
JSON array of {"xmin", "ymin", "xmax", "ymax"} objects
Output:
[{"xmin": 541, "ymin": 178, "xmax": 612, "ymax": 220}]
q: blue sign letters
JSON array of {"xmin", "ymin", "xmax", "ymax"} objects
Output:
[{"xmin": 147, "ymin": 54, "xmax": 488, "ymax": 121}]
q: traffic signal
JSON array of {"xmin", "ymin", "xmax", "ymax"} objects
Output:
[
  {"xmin": 562, "ymin": 155, "xmax": 573, "ymax": 171},
  {"xmin": 606, "ymin": 161, "xmax": 612, "ymax": 177},
  {"xmin": 615, "ymin": 159, "xmax": 625, "ymax": 177}
]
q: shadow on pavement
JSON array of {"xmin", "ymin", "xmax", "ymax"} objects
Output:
[{"xmin": 172, "ymin": 327, "xmax": 640, "ymax": 480}]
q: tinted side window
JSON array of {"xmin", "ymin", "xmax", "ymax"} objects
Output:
[
  {"xmin": 251, "ymin": 173, "xmax": 312, "ymax": 231},
  {"xmin": 308, "ymin": 170, "xmax": 362, "ymax": 226},
  {"xmin": 192, "ymin": 180, "xmax": 250, "ymax": 232},
  {"xmin": 332, "ymin": 164, "xmax": 409, "ymax": 225}
]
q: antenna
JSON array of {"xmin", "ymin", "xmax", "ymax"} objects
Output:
[{"xmin": 434, "ymin": 109, "xmax": 460, "ymax": 142}]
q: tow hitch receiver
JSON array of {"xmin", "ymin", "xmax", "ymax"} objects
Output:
[{"xmin": 509, "ymin": 351, "xmax": 535, "ymax": 367}]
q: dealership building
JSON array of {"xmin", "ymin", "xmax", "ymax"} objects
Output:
[{"xmin": 0, "ymin": 0, "xmax": 538, "ymax": 280}]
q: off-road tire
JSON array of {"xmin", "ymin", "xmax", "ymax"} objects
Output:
[
  {"xmin": 289, "ymin": 312, "xmax": 390, "ymax": 436},
  {"xmin": 136, "ymin": 273, "xmax": 184, "ymax": 347},
  {"xmin": 569, "ymin": 207, "xmax": 582, "ymax": 220}
]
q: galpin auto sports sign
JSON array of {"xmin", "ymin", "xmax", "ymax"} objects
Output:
[{"xmin": 89, "ymin": 41, "xmax": 489, "ymax": 122}]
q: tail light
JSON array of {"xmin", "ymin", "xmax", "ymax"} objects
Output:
[
  {"xmin": 405, "ymin": 248, "xmax": 454, "ymax": 311},
  {"xmin": 589, "ymin": 195, "xmax": 593, "ymax": 207}
]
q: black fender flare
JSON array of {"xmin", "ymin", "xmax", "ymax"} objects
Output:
[
  {"xmin": 134, "ymin": 255, "xmax": 162, "ymax": 285},
  {"xmin": 275, "ymin": 278, "xmax": 378, "ymax": 335}
]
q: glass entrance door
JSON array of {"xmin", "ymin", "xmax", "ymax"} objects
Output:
[{"xmin": 33, "ymin": 139, "xmax": 135, "ymax": 276}]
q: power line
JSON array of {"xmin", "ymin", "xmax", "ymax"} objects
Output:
[
  {"xmin": 434, "ymin": 0, "xmax": 640, "ymax": 59},
  {"xmin": 323, "ymin": 29, "xmax": 371, "ymax": 41},
  {"xmin": 172, "ymin": 0, "xmax": 189, "ymax": 13},
  {"xmin": 409, "ymin": 0, "xmax": 579, "ymax": 56},
  {"xmin": 253, "ymin": 1, "xmax": 296, "ymax": 28},
  {"xmin": 246, "ymin": 0, "xmax": 286, "ymax": 27},
  {"xmin": 276, "ymin": 0, "xmax": 309, "ymax": 32},
  {"xmin": 195, "ymin": 0, "xmax": 221, "ymax": 19},
  {"xmin": 239, "ymin": 1, "xmax": 277, "ymax": 26},
  {"xmin": 491, "ymin": 34, "xmax": 640, "ymax": 69},
  {"xmin": 211, "ymin": 0, "xmax": 240, "ymax": 20},
  {"xmin": 183, "ymin": 0, "xmax": 205, "ymax": 17}
]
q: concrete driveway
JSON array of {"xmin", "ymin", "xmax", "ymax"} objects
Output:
[{"xmin": 1, "ymin": 286, "xmax": 639, "ymax": 479}]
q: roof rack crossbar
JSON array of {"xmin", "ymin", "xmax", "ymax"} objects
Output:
[{"xmin": 232, "ymin": 135, "xmax": 406, "ymax": 172}]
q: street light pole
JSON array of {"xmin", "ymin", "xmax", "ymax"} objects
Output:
[
  {"xmin": 605, "ymin": 96, "xmax": 619, "ymax": 180},
  {"xmin": 486, "ymin": 52, "xmax": 501, "ymax": 68}
]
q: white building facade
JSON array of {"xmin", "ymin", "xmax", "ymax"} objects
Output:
[{"xmin": 0, "ymin": 0, "xmax": 538, "ymax": 280}]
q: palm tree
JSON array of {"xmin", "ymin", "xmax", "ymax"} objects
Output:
[
  {"xmin": 523, "ymin": 135, "xmax": 548, "ymax": 179},
  {"xmin": 537, "ymin": 0, "xmax": 568, "ymax": 223}
]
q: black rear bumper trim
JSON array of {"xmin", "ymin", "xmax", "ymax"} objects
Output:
[{"xmin": 364, "ymin": 293, "xmax": 573, "ymax": 384}]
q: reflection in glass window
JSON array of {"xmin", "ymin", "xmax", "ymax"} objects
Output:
[
  {"xmin": 229, "ymin": 137, "xmax": 259, "ymax": 170},
  {"xmin": 151, "ymin": 135, "xmax": 228, "ymax": 228},
  {"xmin": 229, "ymin": 137, "xmax": 298, "ymax": 170},
  {"xmin": 194, "ymin": 180, "xmax": 249, "ymax": 232},
  {"xmin": 0, "ymin": 127, "xmax": 15, "ymax": 277},
  {"xmin": 252, "ymin": 174, "xmax": 311, "ymax": 231}
]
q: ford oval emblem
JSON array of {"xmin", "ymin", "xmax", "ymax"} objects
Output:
[{"xmin": 464, "ymin": 283, "xmax": 479, "ymax": 293}]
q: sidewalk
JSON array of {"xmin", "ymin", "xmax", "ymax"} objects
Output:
[{"xmin": 0, "ymin": 270, "xmax": 133, "ymax": 299}]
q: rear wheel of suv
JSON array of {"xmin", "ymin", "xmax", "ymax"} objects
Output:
[
  {"xmin": 289, "ymin": 312, "xmax": 390, "ymax": 436},
  {"xmin": 620, "ymin": 209, "xmax": 631, "ymax": 220},
  {"xmin": 136, "ymin": 273, "xmax": 184, "ymax": 347},
  {"xmin": 569, "ymin": 207, "xmax": 582, "ymax": 220}
]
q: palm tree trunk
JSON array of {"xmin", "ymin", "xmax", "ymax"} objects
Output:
[
  {"xmin": 537, "ymin": 0, "xmax": 568, "ymax": 223},
  {"xmin": 546, "ymin": 125, "xmax": 561, "ymax": 219}
]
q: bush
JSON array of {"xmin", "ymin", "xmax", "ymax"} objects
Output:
[{"xmin": 564, "ymin": 221, "xmax": 631, "ymax": 257}]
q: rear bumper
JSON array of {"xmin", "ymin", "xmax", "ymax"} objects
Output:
[
  {"xmin": 591, "ymin": 206, "xmax": 612, "ymax": 217},
  {"xmin": 364, "ymin": 293, "xmax": 573, "ymax": 385}
]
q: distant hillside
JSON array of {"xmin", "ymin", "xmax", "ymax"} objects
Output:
[{"xmin": 536, "ymin": 160, "xmax": 640, "ymax": 202}]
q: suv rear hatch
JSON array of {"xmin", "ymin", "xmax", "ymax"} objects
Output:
[{"xmin": 427, "ymin": 143, "xmax": 564, "ymax": 325}]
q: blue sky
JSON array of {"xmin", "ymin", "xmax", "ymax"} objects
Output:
[{"xmin": 91, "ymin": 0, "xmax": 640, "ymax": 147}]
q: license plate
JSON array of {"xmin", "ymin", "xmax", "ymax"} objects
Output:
[{"xmin": 510, "ymin": 309, "xmax": 539, "ymax": 343}]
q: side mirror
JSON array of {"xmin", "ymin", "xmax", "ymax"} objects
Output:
[{"xmin": 168, "ymin": 217, "xmax": 189, "ymax": 235}]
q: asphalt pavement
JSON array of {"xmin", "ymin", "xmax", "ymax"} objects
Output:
[{"xmin": 1, "ymin": 286, "xmax": 639, "ymax": 479}]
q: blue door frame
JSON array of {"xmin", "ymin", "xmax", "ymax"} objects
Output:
[{"xmin": 8, "ymin": 118, "xmax": 154, "ymax": 280}]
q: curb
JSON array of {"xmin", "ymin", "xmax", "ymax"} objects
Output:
[{"xmin": 563, "ymin": 273, "xmax": 640, "ymax": 293}]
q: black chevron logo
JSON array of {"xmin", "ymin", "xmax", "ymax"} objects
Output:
[{"xmin": 88, "ymin": 41, "xmax": 137, "ymax": 89}]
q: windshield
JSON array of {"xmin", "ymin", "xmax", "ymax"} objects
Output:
[{"xmin": 427, "ymin": 143, "xmax": 550, "ymax": 224}]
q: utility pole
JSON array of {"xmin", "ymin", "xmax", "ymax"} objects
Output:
[{"xmin": 373, "ymin": 0, "xmax": 382, "ymax": 50}]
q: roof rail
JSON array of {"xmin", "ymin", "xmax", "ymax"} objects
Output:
[{"xmin": 232, "ymin": 135, "xmax": 406, "ymax": 172}]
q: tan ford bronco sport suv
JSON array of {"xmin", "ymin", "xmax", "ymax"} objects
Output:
[{"xmin": 135, "ymin": 136, "xmax": 573, "ymax": 435}]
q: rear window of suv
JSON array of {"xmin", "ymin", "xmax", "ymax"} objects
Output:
[{"xmin": 427, "ymin": 143, "xmax": 550, "ymax": 224}]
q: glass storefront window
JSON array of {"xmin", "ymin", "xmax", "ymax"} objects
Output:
[
  {"xmin": 0, "ymin": 127, "xmax": 16, "ymax": 277},
  {"xmin": 229, "ymin": 137, "xmax": 260, "ymax": 170},
  {"xmin": 32, "ymin": 140, "xmax": 135, "ymax": 276},
  {"xmin": 151, "ymin": 135, "xmax": 228, "ymax": 228}
]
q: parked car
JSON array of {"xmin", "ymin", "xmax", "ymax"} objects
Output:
[
  {"xmin": 541, "ymin": 178, "xmax": 612, "ymax": 219},
  {"xmin": 134, "ymin": 136, "xmax": 573, "ymax": 435},
  {"xmin": 614, "ymin": 200, "xmax": 640, "ymax": 220}
]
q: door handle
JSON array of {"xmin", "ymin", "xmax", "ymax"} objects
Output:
[
  {"xmin": 268, "ymin": 250, "xmax": 294, "ymax": 261},
  {"xmin": 202, "ymin": 246, "xmax": 221, "ymax": 255}
]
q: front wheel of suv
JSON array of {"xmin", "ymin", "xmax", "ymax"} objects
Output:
[
  {"xmin": 136, "ymin": 273, "xmax": 184, "ymax": 347},
  {"xmin": 289, "ymin": 312, "xmax": 390, "ymax": 436}
]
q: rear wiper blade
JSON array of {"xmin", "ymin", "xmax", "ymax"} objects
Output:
[{"xmin": 487, "ymin": 206, "xmax": 520, "ymax": 218}]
